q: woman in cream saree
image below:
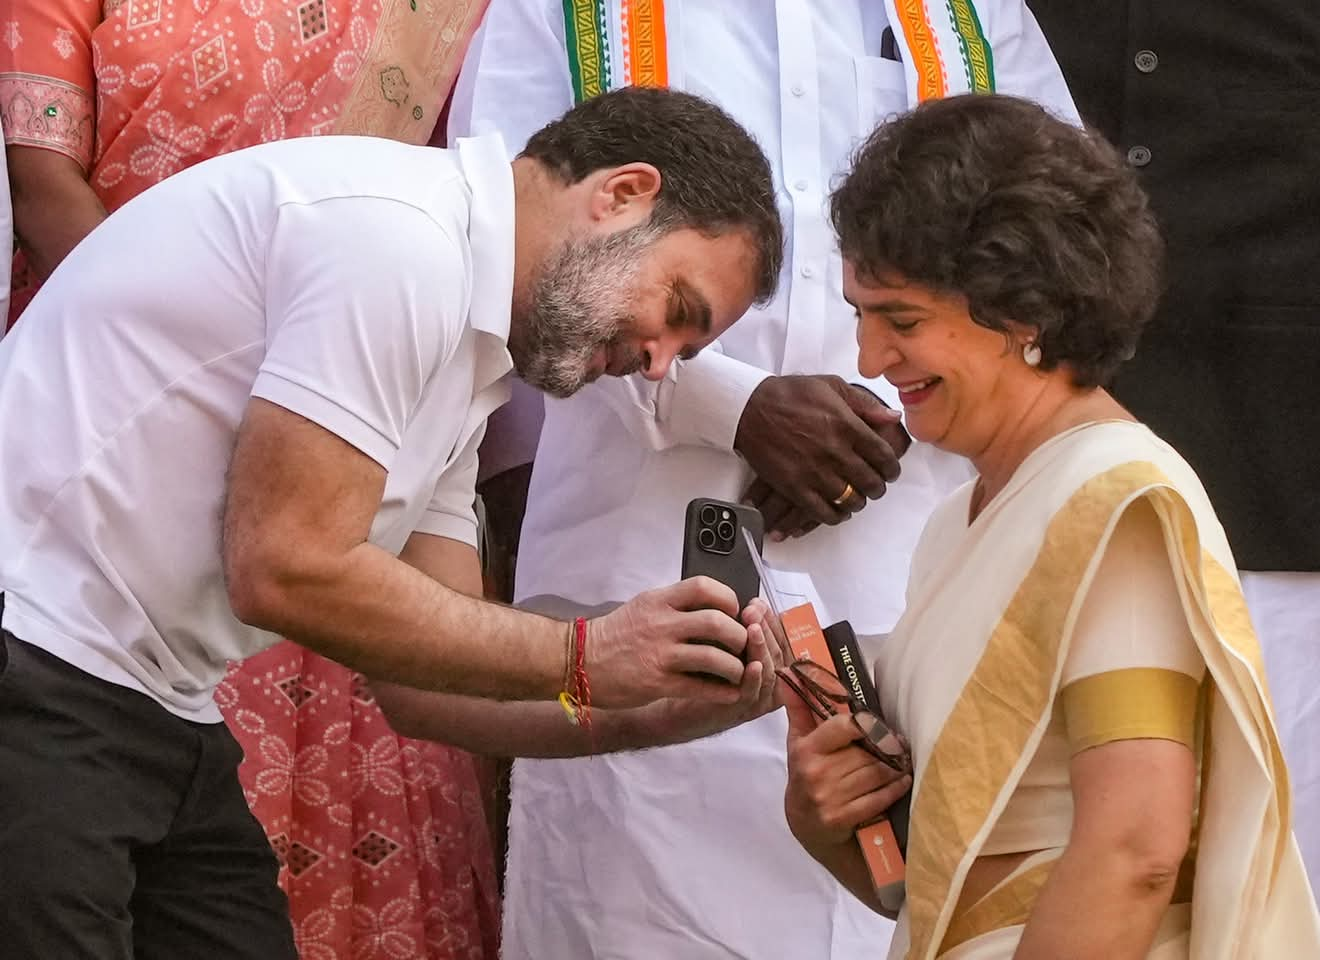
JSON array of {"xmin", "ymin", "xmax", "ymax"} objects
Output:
[
  {"xmin": 782, "ymin": 93, "xmax": 1320, "ymax": 959},
  {"xmin": 879, "ymin": 420, "xmax": 1319, "ymax": 958}
]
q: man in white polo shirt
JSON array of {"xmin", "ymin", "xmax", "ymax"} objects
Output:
[{"xmin": 0, "ymin": 87, "xmax": 784, "ymax": 959}]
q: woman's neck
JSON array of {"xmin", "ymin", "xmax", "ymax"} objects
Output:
[{"xmin": 969, "ymin": 383, "xmax": 1130, "ymax": 521}]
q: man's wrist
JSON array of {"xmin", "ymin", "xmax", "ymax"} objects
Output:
[{"xmin": 520, "ymin": 613, "xmax": 579, "ymax": 703}]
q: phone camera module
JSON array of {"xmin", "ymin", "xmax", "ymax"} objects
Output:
[{"xmin": 695, "ymin": 502, "xmax": 737, "ymax": 556}]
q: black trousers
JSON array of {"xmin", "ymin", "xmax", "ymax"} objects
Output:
[{"xmin": 0, "ymin": 628, "xmax": 297, "ymax": 960}]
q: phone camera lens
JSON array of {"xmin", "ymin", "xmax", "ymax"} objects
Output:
[
  {"xmin": 716, "ymin": 520, "xmax": 736, "ymax": 543},
  {"xmin": 698, "ymin": 527, "xmax": 717, "ymax": 550},
  {"xmin": 700, "ymin": 505, "xmax": 719, "ymax": 526}
]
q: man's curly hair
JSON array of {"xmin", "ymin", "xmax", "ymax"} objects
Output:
[{"xmin": 830, "ymin": 94, "xmax": 1163, "ymax": 387}]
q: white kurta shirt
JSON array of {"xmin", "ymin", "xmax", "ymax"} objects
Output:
[
  {"xmin": 0, "ymin": 135, "xmax": 513, "ymax": 721},
  {"xmin": 449, "ymin": 3, "xmax": 1076, "ymax": 956}
]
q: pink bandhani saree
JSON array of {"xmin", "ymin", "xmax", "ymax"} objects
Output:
[{"xmin": 1, "ymin": 3, "xmax": 498, "ymax": 957}]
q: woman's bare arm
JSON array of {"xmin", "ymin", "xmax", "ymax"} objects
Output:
[
  {"xmin": 7, "ymin": 146, "xmax": 106, "ymax": 279},
  {"xmin": 1014, "ymin": 737, "xmax": 1196, "ymax": 959}
]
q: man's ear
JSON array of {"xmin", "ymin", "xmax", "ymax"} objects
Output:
[{"xmin": 587, "ymin": 162, "xmax": 662, "ymax": 223}]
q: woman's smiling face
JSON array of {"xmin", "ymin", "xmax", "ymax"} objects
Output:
[{"xmin": 845, "ymin": 260, "xmax": 1038, "ymax": 458}]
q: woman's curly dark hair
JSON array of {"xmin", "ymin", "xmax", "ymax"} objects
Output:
[{"xmin": 830, "ymin": 94, "xmax": 1163, "ymax": 387}]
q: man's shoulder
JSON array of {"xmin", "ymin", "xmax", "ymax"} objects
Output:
[
  {"xmin": 266, "ymin": 137, "xmax": 466, "ymax": 209},
  {"xmin": 239, "ymin": 134, "xmax": 460, "ymax": 172},
  {"xmin": 118, "ymin": 137, "xmax": 469, "ymax": 249},
  {"xmin": 256, "ymin": 141, "xmax": 475, "ymax": 275}
]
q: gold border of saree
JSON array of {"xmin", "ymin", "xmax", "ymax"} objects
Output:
[{"xmin": 902, "ymin": 460, "xmax": 1293, "ymax": 959}]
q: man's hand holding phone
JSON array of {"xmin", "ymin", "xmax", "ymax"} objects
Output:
[
  {"xmin": 581, "ymin": 499, "xmax": 790, "ymax": 725},
  {"xmin": 586, "ymin": 577, "xmax": 756, "ymax": 709},
  {"xmin": 631, "ymin": 596, "xmax": 787, "ymax": 744}
]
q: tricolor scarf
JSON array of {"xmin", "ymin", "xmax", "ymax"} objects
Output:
[
  {"xmin": 562, "ymin": 0, "xmax": 671, "ymax": 101},
  {"xmin": 560, "ymin": 0, "xmax": 994, "ymax": 106}
]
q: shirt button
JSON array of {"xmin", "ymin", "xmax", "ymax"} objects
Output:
[
  {"xmin": 791, "ymin": 83, "xmax": 805, "ymax": 97},
  {"xmin": 793, "ymin": 178, "xmax": 809, "ymax": 192},
  {"xmin": 1134, "ymin": 49, "xmax": 1159, "ymax": 73},
  {"xmin": 800, "ymin": 265, "xmax": 816, "ymax": 279},
  {"xmin": 1127, "ymin": 145, "xmax": 1152, "ymax": 167}
]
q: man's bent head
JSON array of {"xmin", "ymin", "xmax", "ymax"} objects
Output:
[{"xmin": 509, "ymin": 87, "xmax": 783, "ymax": 398}]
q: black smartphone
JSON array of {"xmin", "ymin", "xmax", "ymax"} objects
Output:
[{"xmin": 680, "ymin": 498, "xmax": 764, "ymax": 610}]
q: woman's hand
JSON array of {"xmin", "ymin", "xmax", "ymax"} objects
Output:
[
  {"xmin": 783, "ymin": 685, "xmax": 912, "ymax": 858},
  {"xmin": 8, "ymin": 146, "xmax": 107, "ymax": 280}
]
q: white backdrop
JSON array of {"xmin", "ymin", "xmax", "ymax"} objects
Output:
[{"xmin": 1243, "ymin": 571, "xmax": 1320, "ymax": 888}]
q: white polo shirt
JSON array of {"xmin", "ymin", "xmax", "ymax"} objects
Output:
[{"xmin": 0, "ymin": 134, "xmax": 514, "ymax": 722}]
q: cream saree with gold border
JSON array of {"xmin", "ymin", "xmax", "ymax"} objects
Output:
[{"xmin": 876, "ymin": 420, "xmax": 1320, "ymax": 959}]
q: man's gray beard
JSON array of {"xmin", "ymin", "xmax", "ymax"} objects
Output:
[{"xmin": 514, "ymin": 222, "xmax": 662, "ymax": 399}]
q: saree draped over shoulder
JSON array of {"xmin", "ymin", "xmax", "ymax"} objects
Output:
[{"xmin": 876, "ymin": 421, "xmax": 1320, "ymax": 959}]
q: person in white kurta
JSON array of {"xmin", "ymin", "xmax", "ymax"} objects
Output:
[{"xmin": 448, "ymin": 2, "xmax": 1078, "ymax": 956}]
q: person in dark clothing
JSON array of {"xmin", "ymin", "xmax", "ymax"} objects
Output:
[{"xmin": 1028, "ymin": 0, "xmax": 1320, "ymax": 884}]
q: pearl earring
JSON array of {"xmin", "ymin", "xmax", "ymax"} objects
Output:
[{"xmin": 1023, "ymin": 341, "xmax": 1042, "ymax": 367}]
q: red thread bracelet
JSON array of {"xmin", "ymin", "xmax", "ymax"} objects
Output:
[{"xmin": 572, "ymin": 617, "xmax": 592, "ymax": 732}]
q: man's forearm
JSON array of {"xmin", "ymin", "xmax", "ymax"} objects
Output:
[
  {"xmin": 374, "ymin": 679, "xmax": 766, "ymax": 758},
  {"xmin": 231, "ymin": 539, "xmax": 566, "ymax": 703},
  {"xmin": 7, "ymin": 146, "xmax": 107, "ymax": 279},
  {"xmin": 373, "ymin": 684, "xmax": 658, "ymax": 758},
  {"xmin": 372, "ymin": 533, "xmax": 735, "ymax": 755}
]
